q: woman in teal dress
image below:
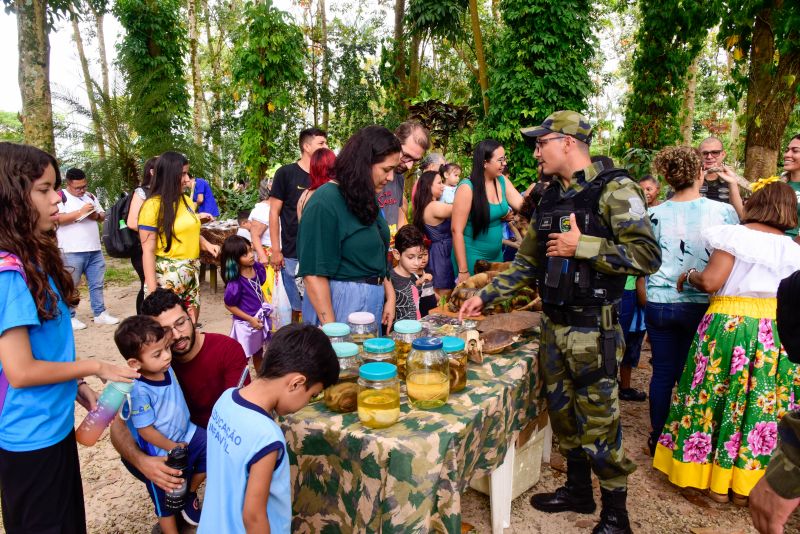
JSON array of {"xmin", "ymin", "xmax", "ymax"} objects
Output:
[{"xmin": 451, "ymin": 140, "xmax": 523, "ymax": 283}]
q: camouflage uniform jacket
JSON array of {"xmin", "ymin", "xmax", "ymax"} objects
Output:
[
  {"xmin": 765, "ymin": 410, "xmax": 800, "ymax": 498},
  {"xmin": 479, "ymin": 161, "xmax": 662, "ymax": 304}
]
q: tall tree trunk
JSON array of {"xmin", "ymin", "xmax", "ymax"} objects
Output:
[
  {"xmin": 16, "ymin": 0, "xmax": 55, "ymax": 155},
  {"xmin": 407, "ymin": 33, "xmax": 422, "ymax": 99},
  {"xmin": 742, "ymin": 6, "xmax": 800, "ymax": 181},
  {"xmin": 318, "ymin": 0, "xmax": 330, "ymax": 129},
  {"xmin": 680, "ymin": 54, "xmax": 700, "ymax": 145},
  {"xmin": 69, "ymin": 8, "xmax": 105, "ymax": 158},
  {"xmin": 468, "ymin": 0, "xmax": 489, "ymax": 115},
  {"xmin": 91, "ymin": 6, "xmax": 110, "ymax": 98},
  {"xmin": 204, "ymin": 0, "xmax": 223, "ymax": 183},
  {"xmin": 726, "ymin": 49, "xmax": 744, "ymax": 163},
  {"xmin": 188, "ymin": 0, "xmax": 205, "ymax": 145},
  {"xmin": 393, "ymin": 0, "xmax": 407, "ymax": 98}
]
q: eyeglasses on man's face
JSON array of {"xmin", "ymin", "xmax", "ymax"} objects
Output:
[
  {"xmin": 700, "ymin": 150, "xmax": 723, "ymax": 158},
  {"xmin": 534, "ymin": 136, "xmax": 567, "ymax": 150}
]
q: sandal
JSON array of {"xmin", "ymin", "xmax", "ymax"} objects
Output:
[
  {"xmin": 707, "ymin": 490, "xmax": 729, "ymax": 503},
  {"xmin": 732, "ymin": 493, "xmax": 748, "ymax": 507}
]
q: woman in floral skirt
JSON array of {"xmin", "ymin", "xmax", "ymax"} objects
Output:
[{"xmin": 653, "ymin": 178, "xmax": 800, "ymax": 504}]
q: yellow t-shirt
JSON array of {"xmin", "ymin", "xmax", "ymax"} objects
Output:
[{"xmin": 138, "ymin": 194, "xmax": 201, "ymax": 260}]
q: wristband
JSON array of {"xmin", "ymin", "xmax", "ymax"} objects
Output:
[
  {"xmin": 77, "ymin": 379, "xmax": 87, "ymax": 387},
  {"xmin": 686, "ymin": 268, "xmax": 698, "ymax": 286},
  {"xmin": 458, "ymin": 270, "xmax": 469, "ymax": 274}
]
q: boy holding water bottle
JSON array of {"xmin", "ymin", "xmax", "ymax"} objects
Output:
[{"xmin": 114, "ymin": 316, "xmax": 207, "ymax": 533}]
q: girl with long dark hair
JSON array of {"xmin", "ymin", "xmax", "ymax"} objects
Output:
[
  {"xmin": 127, "ymin": 156, "xmax": 158, "ymax": 313},
  {"xmin": 451, "ymin": 140, "xmax": 523, "ymax": 282},
  {"xmin": 298, "ymin": 126, "xmax": 401, "ymax": 329},
  {"xmin": 138, "ymin": 151, "xmax": 219, "ymax": 322},
  {"xmin": 413, "ymin": 170, "xmax": 455, "ymax": 296},
  {"xmin": 0, "ymin": 142, "xmax": 138, "ymax": 533}
]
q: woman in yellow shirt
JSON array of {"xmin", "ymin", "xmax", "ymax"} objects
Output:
[{"xmin": 138, "ymin": 151, "xmax": 219, "ymax": 321}]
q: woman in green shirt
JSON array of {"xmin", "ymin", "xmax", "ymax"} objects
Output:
[
  {"xmin": 451, "ymin": 140, "xmax": 524, "ymax": 282},
  {"xmin": 782, "ymin": 134, "xmax": 800, "ymax": 240},
  {"xmin": 298, "ymin": 126, "xmax": 401, "ymax": 330}
]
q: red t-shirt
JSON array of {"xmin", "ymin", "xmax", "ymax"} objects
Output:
[{"xmin": 172, "ymin": 332, "xmax": 249, "ymax": 428}]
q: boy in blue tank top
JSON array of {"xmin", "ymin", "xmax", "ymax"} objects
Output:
[
  {"xmin": 115, "ymin": 316, "xmax": 208, "ymax": 533},
  {"xmin": 199, "ymin": 324, "xmax": 339, "ymax": 533}
]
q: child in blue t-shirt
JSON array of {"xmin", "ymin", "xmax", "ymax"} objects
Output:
[
  {"xmin": 199, "ymin": 324, "xmax": 339, "ymax": 534},
  {"xmin": 115, "ymin": 316, "xmax": 207, "ymax": 532}
]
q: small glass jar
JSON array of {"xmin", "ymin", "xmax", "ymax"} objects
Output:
[
  {"xmin": 441, "ymin": 336, "xmax": 468, "ymax": 393},
  {"xmin": 362, "ymin": 337, "xmax": 397, "ymax": 365},
  {"xmin": 348, "ymin": 312, "xmax": 378, "ymax": 349},
  {"xmin": 357, "ymin": 362, "xmax": 401, "ymax": 429},
  {"xmin": 321, "ymin": 322, "xmax": 351, "ymax": 345},
  {"xmin": 391, "ymin": 319, "xmax": 422, "ymax": 379},
  {"xmin": 324, "ymin": 342, "xmax": 362, "ymax": 413},
  {"xmin": 406, "ymin": 337, "xmax": 450, "ymax": 410}
]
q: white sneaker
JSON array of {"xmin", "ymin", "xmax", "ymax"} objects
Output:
[
  {"xmin": 71, "ymin": 318, "xmax": 87, "ymax": 330},
  {"xmin": 93, "ymin": 311, "xmax": 120, "ymax": 325}
]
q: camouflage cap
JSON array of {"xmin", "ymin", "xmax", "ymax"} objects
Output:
[{"xmin": 520, "ymin": 110, "xmax": 593, "ymax": 145}]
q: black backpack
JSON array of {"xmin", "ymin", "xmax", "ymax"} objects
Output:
[{"xmin": 102, "ymin": 192, "xmax": 140, "ymax": 258}]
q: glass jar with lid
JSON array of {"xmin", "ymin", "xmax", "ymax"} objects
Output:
[
  {"xmin": 406, "ymin": 337, "xmax": 450, "ymax": 409},
  {"xmin": 321, "ymin": 322, "xmax": 351, "ymax": 344},
  {"xmin": 441, "ymin": 336, "xmax": 467, "ymax": 393},
  {"xmin": 347, "ymin": 312, "xmax": 378, "ymax": 348},
  {"xmin": 362, "ymin": 337, "xmax": 397, "ymax": 365},
  {"xmin": 357, "ymin": 362, "xmax": 400, "ymax": 429},
  {"xmin": 324, "ymin": 342, "xmax": 362, "ymax": 413},
  {"xmin": 391, "ymin": 319, "xmax": 422, "ymax": 379}
]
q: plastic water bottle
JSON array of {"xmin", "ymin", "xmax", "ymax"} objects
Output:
[
  {"xmin": 165, "ymin": 446, "xmax": 189, "ymax": 510},
  {"xmin": 75, "ymin": 381, "xmax": 133, "ymax": 446}
]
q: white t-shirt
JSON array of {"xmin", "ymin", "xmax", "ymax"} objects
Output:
[
  {"xmin": 248, "ymin": 201, "xmax": 280, "ymax": 249},
  {"xmin": 56, "ymin": 189, "xmax": 104, "ymax": 253},
  {"xmin": 704, "ymin": 224, "xmax": 800, "ymax": 298}
]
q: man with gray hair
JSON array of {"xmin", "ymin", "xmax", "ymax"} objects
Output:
[
  {"xmin": 697, "ymin": 136, "xmax": 745, "ymax": 218},
  {"xmin": 377, "ymin": 121, "xmax": 430, "ymax": 231}
]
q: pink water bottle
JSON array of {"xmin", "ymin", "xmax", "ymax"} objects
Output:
[{"xmin": 75, "ymin": 381, "xmax": 133, "ymax": 446}]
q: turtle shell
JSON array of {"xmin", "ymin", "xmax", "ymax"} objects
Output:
[
  {"xmin": 477, "ymin": 311, "xmax": 541, "ymax": 334},
  {"xmin": 480, "ymin": 329, "xmax": 520, "ymax": 354}
]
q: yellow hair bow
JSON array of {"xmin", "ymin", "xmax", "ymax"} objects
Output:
[{"xmin": 751, "ymin": 175, "xmax": 781, "ymax": 193}]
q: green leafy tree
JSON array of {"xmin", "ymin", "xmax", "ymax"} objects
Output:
[
  {"xmin": 481, "ymin": 0, "xmax": 596, "ymax": 188},
  {"xmin": 231, "ymin": 1, "xmax": 306, "ymax": 181},
  {"xmin": 0, "ymin": 111, "xmax": 24, "ymax": 143},
  {"xmin": 114, "ymin": 0, "xmax": 191, "ymax": 158},
  {"xmin": 720, "ymin": 0, "xmax": 800, "ymax": 180},
  {"xmin": 620, "ymin": 0, "xmax": 721, "ymax": 151}
]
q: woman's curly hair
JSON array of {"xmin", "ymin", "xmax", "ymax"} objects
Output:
[
  {"xmin": 0, "ymin": 142, "xmax": 79, "ymax": 319},
  {"xmin": 651, "ymin": 146, "xmax": 702, "ymax": 192}
]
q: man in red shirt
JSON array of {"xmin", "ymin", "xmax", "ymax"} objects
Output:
[{"xmin": 110, "ymin": 289, "xmax": 248, "ymax": 492}]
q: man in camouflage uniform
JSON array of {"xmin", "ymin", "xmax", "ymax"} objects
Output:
[
  {"xmin": 460, "ymin": 111, "xmax": 661, "ymax": 534},
  {"xmin": 750, "ymin": 270, "xmax": 800, "ymax": 534}
]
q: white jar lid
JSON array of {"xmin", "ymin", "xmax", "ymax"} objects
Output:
[{"xmin": 348, "ymin": 311, "xmax": 376, "ymax": 325}]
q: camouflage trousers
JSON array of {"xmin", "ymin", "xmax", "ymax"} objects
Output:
[{"xmin": 539, "ymin": 315, "xmax": 636, "ymax": 490}]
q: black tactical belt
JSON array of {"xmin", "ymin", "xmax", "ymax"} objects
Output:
[{"xmin": 542, "ymin": 304, "xmax": 618, "ymax": 328}]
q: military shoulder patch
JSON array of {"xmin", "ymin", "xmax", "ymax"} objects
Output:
[{"xmin": 628, "ymin": 197, "xmax": 646, "ymax": 218}]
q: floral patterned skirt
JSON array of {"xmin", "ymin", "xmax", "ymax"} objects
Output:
[
  {"xmin": 653, "ymin": 296, "xmax": 800, "ymax": 496},
  {"xmin": 154, "ymin": 257, "xmax": 201, "ymax": 310}
]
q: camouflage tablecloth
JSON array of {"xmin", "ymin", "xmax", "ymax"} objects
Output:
[{"xmin": 279, "ymin": 340, "xmax": 542, "ymax": 534}]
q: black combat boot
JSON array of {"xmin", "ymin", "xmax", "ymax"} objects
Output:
[
  {"xmin": 530, "ymin": 455, "xmax": 596, "ymax": 514},
  {"xmin": 592, "ymin": 488, "xmax": 633, "ymax": 534}
]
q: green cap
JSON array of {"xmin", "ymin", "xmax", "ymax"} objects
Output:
[
  {"xmin": 332, "ymin": 342, "xmax": 359, "ymax": 358},
  {"xmin": 520, "ymin": 110, "xmax": 593, "ymax": 145}
]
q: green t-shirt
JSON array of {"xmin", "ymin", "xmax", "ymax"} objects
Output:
[
  {"xmin": 297, "ymin": 182, "xmax": 390, "ymax": 281},
  {"xmin": 787, "ymin": 181, "xmax": 800, "ymax": 238}
]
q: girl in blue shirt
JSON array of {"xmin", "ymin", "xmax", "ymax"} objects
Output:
[{"xmin": 0, "ymin": 142, "xmax": 138, "ymax": 534}]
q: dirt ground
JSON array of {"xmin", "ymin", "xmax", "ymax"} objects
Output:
[{"xmin": 6, "ymin": 260, "xmax": 799, "ymax": 534}]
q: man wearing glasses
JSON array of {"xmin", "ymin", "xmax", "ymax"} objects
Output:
[
  {"xmin": 460, "ymin": 111, "xmax": 661, "ymax": 534},
  {"xmin": 697, "ymin": 136, "xmax": 745, "ymax": 218},
  {"xmin": 376, "ymin": 121, "xmax": 430, "ymax": 231},
  {"xmin": 56, "ymin": 167, "xmax": 119, "ymax": 330},
  {"xmin": 110, "ymin": 289, "xmax": 248, "ymax": 505}
]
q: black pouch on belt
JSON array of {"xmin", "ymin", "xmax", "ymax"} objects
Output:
[{"xmin": 600, "ymin": 305, "xmax": 617, "ymax": 377}]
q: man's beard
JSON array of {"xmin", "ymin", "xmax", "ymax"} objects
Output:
[{"xmin": 171, "ymin": 326, "xmax": 196, "ymax": 357}]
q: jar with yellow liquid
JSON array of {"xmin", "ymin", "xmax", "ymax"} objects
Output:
[
  {"xmin": 406, "ymin": 337, "xmax": 450, "ymax": 409},
  {"xmin": 347, "ymin": 312, "xmax": 378, "ymax": 349},
  {"xmin": 362, "ymin": 337, "xmax": 397, "ymax": 365},
  {"xmin": 391, "ymin": 319, "xmax": 422, "ymax": 379},
  {"xmin": 357, "ymin": 362, "xmax": 401, "ymax": 429},
  {"xmin": 321, "ymin": 322, "xmax": 352, "ymax": 345},
  {"xmin": 324, "ymin": 342, "xmax": 361, "ymax": 413},
  {"xmin": 441, "ymin": 336, "xmax": 467, "ymax": 393}
]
